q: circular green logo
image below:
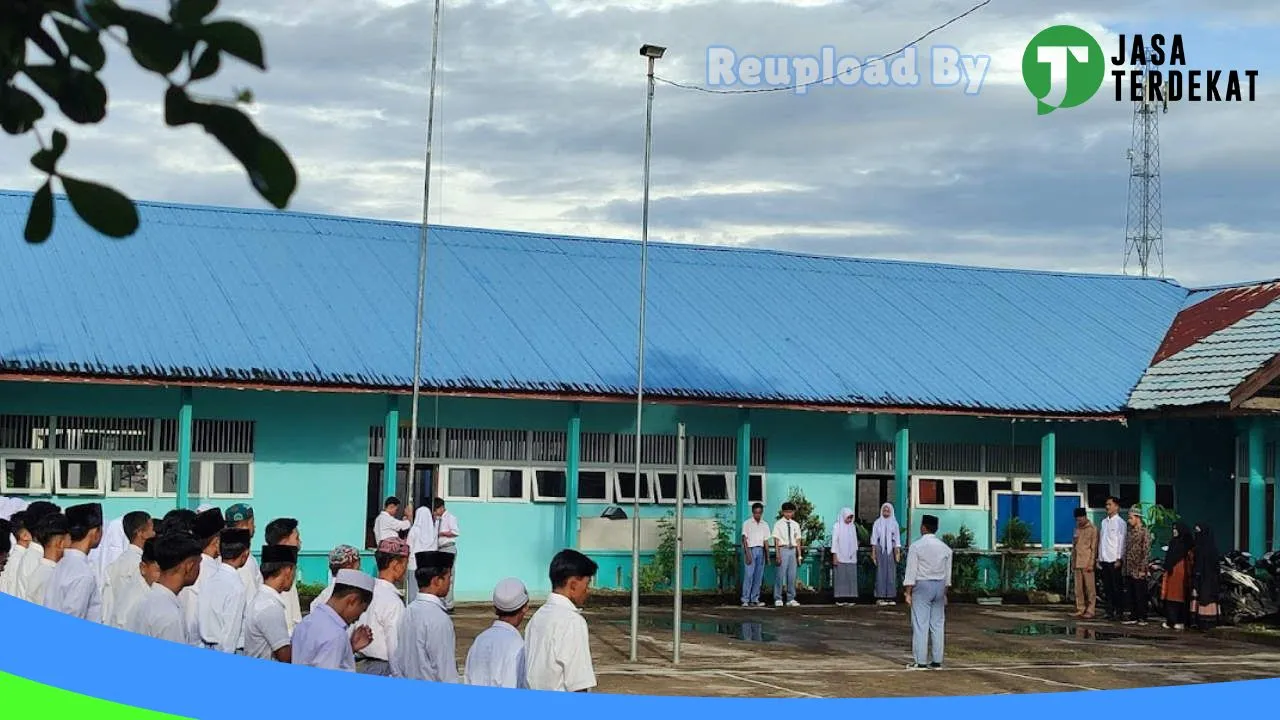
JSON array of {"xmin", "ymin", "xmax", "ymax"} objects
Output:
[{"xmin": 1022, "ymin": 25, "xmax": 1106, "ymax": 115}]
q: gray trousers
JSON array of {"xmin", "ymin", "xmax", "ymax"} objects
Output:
[
  {"xmin": 910, "ymin": 579, "xmax": 947, "ymax": 665},
  {"xmin": 441, "ymin": 545, "xmax": 456, "ymax": 609},
  {"xmin": 774, "ymin": 548, "xmax": 798, "ymax": 602},
  {"xmin": 357, "ymin": 658, "xmax": 392, "ymax": 676}
]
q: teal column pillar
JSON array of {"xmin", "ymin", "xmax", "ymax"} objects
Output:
[
  {"xmin": 1248, "ymin": 418, "xmax": 1266, "ymax": 557},
  {"xmin": 176, "ymin": 387, "xmax": 194, "ymax": 510},
  {"xmin": 894, "ymin": 417, "xmax": 909, "ymax": 543},
  {"xmin": 382, "ymin": 396, "xmax": 399, "ymax": 499},
  {"xmin": 564, "ymin": 403, "xmax": 582, "ymax": 549},
  {"xmin": 1040, "ymin": 429, "xmax": 1056, "ymax": 549},
  {"xmin": 1138, "ymin": 428, "xmax": 1157, "ymax": 509},
  {"xmin": 736, "ymin": 410, "xmax": 751, "ymax": 525}
]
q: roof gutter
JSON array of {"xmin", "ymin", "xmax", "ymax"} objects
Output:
[{"xmin": 0, "ymin": 371, "xmax": 1128, "ymax": 422}]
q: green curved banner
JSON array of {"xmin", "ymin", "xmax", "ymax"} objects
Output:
[{"xmin": 0, "ymin": 671, "xmax": 192, "ymax": 718}]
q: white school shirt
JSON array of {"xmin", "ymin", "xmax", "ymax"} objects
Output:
[
  {"xmin": 771, "ymin": 518, "xmax": 802, "ymax": 549},
  {"xmin": 309, "ymin": 577, "xmax": 337, "ymax": 614},
  {"xmin": 903, "ymin": 533, "xmax": 953, "ymax": 587},
  {"xmin": 13, "ymin": 542, "xmax": 44, "ymax": 598},
  {"xmin": 1, "ymin": 543, "xmax": 29, "ymax": 595},
  {"xmin": 436, "ymin": 512, "xmax": 460, "ymax": 548},
  {"xmin": 523, "ymin": 593, "xmax": 596, "ymax": 692},
  {"xmin": 741, "ymin": 519, "xmax": 770, "ymax": 549},
  {"xmin": 374, "ymin": 511, "xmax": 411, "ymax": 543},
  {"xmin": 465, "ymin": 621, "xmax": 527, "ymax": 689},
  {"xmin": 283, "ymin": 581, "xmax": 303, "ymax": 635},
  {"xmin": 199, "ymin": 563, "xmax": 248, "ymax": 651},
  {"xmin": 128, "ymin": 583, "xmax": 191, "ymax": 645},
  {"xmin": 243, "ymin": 584, "xmax": 291, "ymax": 661},
  {"xmin": 238, "ymin": 554, "xmax": 263, "ymax": 595},
  {"xmin": 179, "ymin": 554, "xmax": 220, "ymax": 644},
  {"xmin": 355, "ymin": 577, "xmax": 404, "ymax": 662},
  {"xmin": 42, "ymin": 548, "xmax": 102, "ymax": 622},
  {"xmin": 24, "ymin": 557, "xmax": 57, "ymax": 604},
  {"xmin": 1099, "ymin": 515, "xmax": 1127, "ymax": 564},
  {"xmin": 391, "ymin": 593, "xmax": 459, "ymax": 682},
  {"xmin": 292, "ymin": 602, "xmax": 356, "ymax": 672},
  {"xmin": 103, "ymin": 544, "xmax": 146, "ymax": 628}
]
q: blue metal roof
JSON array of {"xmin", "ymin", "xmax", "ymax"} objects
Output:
[
  {"xmin": 0, "ymin": 190, "xmax": 1192, "ymax": 414},
  {"xmin": 1128, "ymin": 297, "xmax": 1280, "ymax": 409}
]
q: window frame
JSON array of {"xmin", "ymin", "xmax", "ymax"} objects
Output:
[
  {"xmin": 613, "ymin": 469, "xmax": 656, "ymax": 505},
  {"xmin": 576, "ymin": 467, "xmax": 613, "ymax": 504},
  {"xmin": 54, "ymin": 458, "xmax": 107, "ymax": 496},
  {"xmin": 531, "ymin": 467, "xmax": 568, "ymax": 503},
  {"xmin": 486, "ymin": 466, "xmax": 531, "ymax": 504},
  {"xmin": 1, "ymin": 456, "xmax": 54, "ymax": 495},
  {"xmin": 105, "ymin": 458, "xmax": 158, "ymax": 499},
  {"xmin": 691, "ymin": 469, "xmax": 735, "ymax": 506},
  {"xmin": 205, "ymin": 460, "xmax": 255, "ymax": 500},
  {"xmin": 653, "ymin": 468, "xmax": 695, "ymax": 505},
  {"xmin": 439, "ymin": 464, "xmax": 484, "ymax": 502}
]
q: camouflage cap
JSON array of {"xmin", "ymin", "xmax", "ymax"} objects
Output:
[{"xmin": 327, "ymin": 544, "xmax": 361, "ymax": 567}]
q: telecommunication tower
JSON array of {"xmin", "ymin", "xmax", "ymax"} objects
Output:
[{"xmin": 1123, "ymin": 57, "xmax": 1170, "ymax": 277}]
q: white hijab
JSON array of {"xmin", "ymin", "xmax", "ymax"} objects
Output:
[
  {"xmin": 832, "ymin": 508, "xmax": 858, "ymax": 563},
  {"xmin": 90, "ymin": 516, "xmax": 128, "ymax": 587},
  {"xmin": 407, "ymin": 510, "xmax": 438, "ymax": 555},
  {"xmin": 870, "ymin": 503, "xmax": 900, "ymax": 553}
]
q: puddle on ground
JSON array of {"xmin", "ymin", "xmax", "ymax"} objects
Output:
[
  {"xmin": 617, "ymin": 616, "xmax": 779, "ymax": 643},
  {"xmin": 992, "ymin": 622, "xmax": 1161, "ymax": 643}
]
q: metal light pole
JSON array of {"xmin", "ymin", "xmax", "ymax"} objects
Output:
[
  {"xmin": 673, "ymin": 422, "xmax": 686, "ymax": 664},
  {"xmin": 629, "ymin": 42, "xmax": 665, "ymax": 664},
  {"xmin": 408, "ymin": 0, "xmax": 444, "ymax": 512}
]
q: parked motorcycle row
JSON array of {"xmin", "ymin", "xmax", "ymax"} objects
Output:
[{"xmin": 1134, "ymin": 550, "xmax": 1280, "ymax": 625}]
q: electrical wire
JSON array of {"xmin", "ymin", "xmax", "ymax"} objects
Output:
[{"xmin": 654, "ymin": 0, "xmax": 992, "ymax": 94}]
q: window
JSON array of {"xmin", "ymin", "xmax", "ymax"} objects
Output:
[
  {"xmin": 749, "ymin": 474, "xmax": 765, "ymax": 504},
  {"xmin": 445, "ymin": 467, "xmax": 481, "ymax": 499},
  {"xmin": 58, "ymin": 459, "xmax": 102, "ymax": 494},
  {"xmin": 533, "ymin": 470, "xmax": 566, "ymax": 502},
  {"xmin": 988, "ymin": 480, "xmax": 1012, "ymax": 494},
  {"xmin": 109, "ymin": 460, "xmax": 150, "ymax": 495},
  {"xmin": 3, "ymin": 458, "xmax": 50, "ymax": 493},
  {"xmin": 1156, "ymin": 484, "xmax": 1175, "ymax": 508},
  {"xmin": 1118, "ymin": 483, "xmax": 1139, "ymax": 508},
  {"xmin": 918, "ymin": 478, "xmax": 945, "ymax": 505},
  {"xmin": 655, "ymin": 472, "xmax": 694, "ymax": 504},
  {"xmin": 210, "ymin": 462, "xmax": 251, "ymax": 497},
  {"xmin": 161, "ymin": 462, "xmax": 202, "ymax": 496},
  {"xmin": 695, "ymin": 472, "xmax": 732, "ymax": 504},
  {"xmin": 1087, "ymin": 483, "xmax": 1112, "ymax": 508},
  {"xmin": 1020, "ymin": 482, "xmax": 1042, "ymax": 493},
  {"xmin": 490, "ymin": 468, "xmax": 526, "ymax": 501},
  {"xmin": 615, "ymin": 471, "xmax": 654, "ymax": 503},
  {"xmin": 578, "ymin": 470, "xmax": 609, "ymax": 502},
  {"xmin": 953, "ymin": 479, "xmax": 980, "ymax": 507}
]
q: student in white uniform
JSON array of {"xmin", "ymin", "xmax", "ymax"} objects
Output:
[
  {"xmin": 373, "ymin": 497, "xmax": 413, "ymax": 543},
  {"xmin": 103, "ymin": 511, "xmax": 154, "ymax": 628},
  {"xmin": 22, "ymin": 512, "xmax": 67, "ymax": 604},
  {"xmin": 115, "ymin": 537, "xmax": 161, "ymax": 630},
  {"xmin": 308, "ymin": 545, "xmax": 363, "ymax": 613},
  {"xmin": 1, "ymin": 511, "xmax": 31, "ymax": 596},
  {"xmin": 291, "ymin": 569, "xmax": 374, "ymax": 672},
  {"xmin": 42, "ymin": 502, "xmax": 105, "ymax": 622},
  {"xmin": 354, "ymin": 537, "xmax": 409, "ymax": 675},
  {"xmin": 405, "ymin": 507, "xmax": 439, "ymax": 605},
  {"xmin": 264, "ymin": 517, "xmax": 304, "ymax": 634},
  {"xmin": 524, "ymin": 549, "xmax": 599, "ymax": 692},
  {"xmin": 14, "ymin": 501, "xmax": 60, "ymax": 599},
  {"xmin": 225, "ymin": 504, "xmax": 261, "ymax": 599},
  {"xmin": 904, "ymin": 514, "xmax": 953, "ymax": 670},
  {"xmin": 0, "ymin": 520, "xmax": 11, "ymax": 578},
  {"xmin": 392, "ymin": 550, "xmax": 458, "ymax": 682},
  {"xmin": 180, "ymin": 508, "xmax": 225, "ymax": 643},
  {"xmin": 199, "ymin": 528, "xmax": 251, "ymax": 653},
  {"xmin": 464, "ymin": 578, "xmax": 530, "ymax": 688},
  {"xmin": 771, "ymin": 502, "xmax": 804, "ymax": 607},
  {"xmin": 431, "ymin": 499, "xmax": 460, "ymax": 612},
  {"xmin": 244, "ymin": 544, "xmax": 299, "ymax": 663},
  {"xmin": 127, "ymin": 532, "xmax": 203, "ymax": 645},
  {"xmin": 91, "ymin": 516, "xmax": 127, "ymax": 592}
]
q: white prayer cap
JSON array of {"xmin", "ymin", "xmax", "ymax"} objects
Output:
[
  {"xmin": 334, "ymin": 568, "xmax": 376, "ymax": 593},
  {"xmin": 195, "ymin": 503, "xmax": 216, "ymax": 514},
  {"xmin": 492, "ymin": 577, "xmax": 529, "ymax": 613}
]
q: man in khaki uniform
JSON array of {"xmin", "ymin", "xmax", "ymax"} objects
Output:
[{"xmin": 1071, "ymin": 507, "xmax": 1098, "ymax": 618}]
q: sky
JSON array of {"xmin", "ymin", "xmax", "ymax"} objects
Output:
[{"xmin": 3, "ymin": 0, "xmax": 1278, "ymax": 287}]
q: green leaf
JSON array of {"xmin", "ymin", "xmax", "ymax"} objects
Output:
[
  {"xmin": 119, "ymin": 11, "xmax": 188, "ymax": 75},
  {"xmin": 29, "ymin": 129, "xmax": 69, "ymax": 176},
  {"xmin": 189, "ymin": 44, "xmax": 220, "ymax": 81},
  {"xmin": 250, "ymin": 134, "xmax": 298, "ymax": 209},
  {"xmin": 24, "ymin": 65, "xmax": 108, "ymax": 124},
  {"xmin": 163, "ymin": 85, "xmax": 198, "ymax": 126},
  {"xmin": 192, "ymin": 102, "xmax": 297, "ymax": 208},
  {"xmin": 24, "ymin": 182, "xmax": 55, "ymax": 244},
  {"xmin": 60, "ymin": 176, "xmax": 139, "ymax": 238},
  {"xmin": 234, "ymin": 87, "xmax": 254, "ymax": 105},
  {"xmin": 172, "ymin": 0, "xmax": 220, "ymax": 25},
  {"xmin": 0, "ymin": 86, "xmax": 44, "ymax": 135},
  {"xmin": 55, "ymin": 19, "xmax": 107, "ymax": 72},
  {"xmin": 201, "ymin": 21, "xmax": 265, "ymax": 69},
  {"xmin": 51, "ymin": 130, "xmax": 68, "ymax": 157}
]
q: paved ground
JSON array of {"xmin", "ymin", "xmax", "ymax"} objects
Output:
[{"xmin": 446, "ymin": 601, "xmax": 1280, "ymax": 697}]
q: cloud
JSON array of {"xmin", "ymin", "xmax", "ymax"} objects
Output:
[{"xmin": 0, "ymin": 0, "xmax": 1275, "ymax": 289}]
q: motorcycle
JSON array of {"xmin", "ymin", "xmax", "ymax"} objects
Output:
[{"xmin": 1141, "ymin": 548, "xmax": 1279, "ymax": 626}]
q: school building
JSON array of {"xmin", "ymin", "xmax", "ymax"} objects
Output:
[{"xmin": 1, "ymin": 189, "xmax": 1278, "ymax": 601}]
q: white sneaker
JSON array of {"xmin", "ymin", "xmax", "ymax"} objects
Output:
[
  {"xmin": 742, "ymin": 602, "xmax": 750, "ymax": 608},
  {"xmin": 787, "ymin": 600, "xmax": 801, "ymax": 607},
  {"xmin": 753, "ymin": 602, "xmax": 766, "ymax": 608},
  {"xmin": 775, "ymin": 599, "xmax": 784, "ymax": 607}
]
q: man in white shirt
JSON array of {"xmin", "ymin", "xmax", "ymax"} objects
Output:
[
  {"xmin": 291, "ymin": 569, "xmax": 374, "ymax": 672},
  {"xmin": 309, "ymin": 545, "xmax": 363, "ymax": 612},
  {"xmin": 392, "ymin": 550, "xmax": 459, "ymax": 682},
  {"xmin": 199, "ymin": 528, "xmax": 251, "ymax": 652},
  {"xmin": 1098, "ymin": 496, "xmax": 1128, "ymax": 621},
  {"xmin": 42, "ymin": 502, "xmax": 104, "ymax": 622},
  {"xmin": 432, "ymin": 499, "xmax": 460, "ymax": 612},
  {"xmin": 524, "ymin": 549, "xmax": 598, "ymax": 692},
  {"xmin": 265, "ymin": 517, "xmax": 304, "ymax": 634},
  {"xmin": 904, "ymin": 514, "xmax": 953, "ymax": 670},
  {"xmin": 180, "ymin": 508, "xmax": 224, "ymax": 644},
  {"xmin": 244, "ymin": 544, "xmax": 298, "ymax": 663},
  {"xmin": 771, "ymin": 502, "xmax": 803, "ymax": 607},
  {"xmin": 115, "ymin": 537, "xmax": 161, "ymax": 630},
  {"xmin": 23, "ymin": 512, "xmax": 67, "ymax": 604},
  {"xmin": 355, "ymin": 538, "xmax": 409, "ymax": 675},
  {"xmin": 14, "ymin": 501, "xmax": 60, "ymax": 599},
  {"xmin": 740, "ymin": 503, "xmax": 770, "ymax": 608},
  {"xmin": 0, "ymin": 511, "xmax": 30, "ymax": 595},
  {"xmin": 102, "ymin": 511, "xmax": 154, "ymax": 628},
  {"xmin": 128, "ymin": 531, "xmax": 203, "ymax": 645},
  {"xmin": 373, "ymin": 497, "xmax": 413, "ymax": 543},
  {"xmin": 465, "ymin": 578, "xmax": 530, "ymax": 688}
]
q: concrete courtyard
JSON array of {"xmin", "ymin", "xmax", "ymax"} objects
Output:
[{"xmin": 444, "ymin": 601, "xmax": 1280, "ymax": 697}]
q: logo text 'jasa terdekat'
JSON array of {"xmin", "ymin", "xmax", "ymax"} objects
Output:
[{"xmin": 1112, "ymin": 34, "xmax": 1258, "ymax": 103}]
